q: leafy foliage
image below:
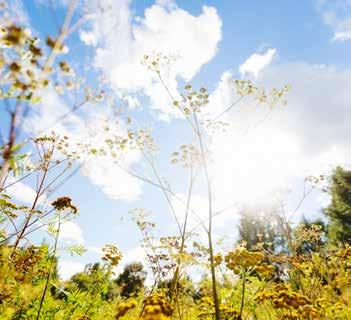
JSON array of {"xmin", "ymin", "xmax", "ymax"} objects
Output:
[
  {"xmin": 116, "ymin": 262, "xmax": 146, "ymax": 298},
  {"xmin": 0, "ymin": 4, "xmax": 350, "ymax": 320},
  {"xmin": 324, "ymin": 166, "xmax": 351, "ymax": 244}
]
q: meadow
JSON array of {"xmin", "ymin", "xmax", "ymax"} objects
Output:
[{"xmin": 0, "ymin": 1, "xmax": 351, "ymax": 319}]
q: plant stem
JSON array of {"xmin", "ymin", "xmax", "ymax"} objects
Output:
[
  {"xmin": 12, "ymin": 150, "xmax": 51, "ymax": 251},
  {"xmin": 193, "ymin": 112, "xmax": 221, "ymax": 320},
  {"xmin": 239, "ymin": 270, "xmax": 247, "ymax": 319},
  {"xmin": 170, "ymin": 168, "xmax": 193, "ymax": 302},
  {"xmin": 37, "ymin": 214, "xmax": 61, "ymax": 320},
  {"xmin": 0, "ymin": 103, "xmax": 20, "ymax": 191}
]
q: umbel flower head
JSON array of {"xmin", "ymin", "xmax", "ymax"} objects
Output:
[
  {"xmin": 142, "ymin": 292, "xmax": 173, "ymax": 320},
  {"xmin": 225, "ymin": 244, "xmax": 264, "ymax": 273},
  {"xmin": 255, "ymin": 283, "xmax": 318, "ymax": 319},
  {"xmin": 115, "ymin": 300, "xmax": 137, "ymax": 319},
  {"xmin": 101, "ymin": 244, "xmax": 122, "ymax": 267},
  {"xmin": 51, "ymin": 197, "xmax": 78, "ymax": 214}
]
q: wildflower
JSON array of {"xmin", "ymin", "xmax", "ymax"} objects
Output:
[
  {"xmin": 198, "ymin": 297, "xmax": 239, "ymax": 320},
  {"xmin": 51, "ymin": 197, "xmax": 78, "ymax": 214},
  {"xmin": 3, "ymin": 25, "xmax": 26, "ymax": 46},
  {"xmin": 225, "ymin": 246, "xmax": 264, "ymax": 273},
  {"xmin": 29, "ymin": 44, "xmax": 42, "ymax": 57},
  {"xmin": 255, "ymin": 284, "xmax": 317, "ymax": 319},
  {"xmin": 170, "ymin": 144, "xmax": 200, "ymax": 168},
  {"xmin": 210, "ymin": 253, "xmax": 222, "ymax": 267},
  {"xmin": 9, "ymin": 62, "xmax": 21, "ymax": 73},
  {"xmin": 13, "ymin": 80, "xmax": 28, "ymax": 91},
  {"xmin": 102, "ymin": 244, "xmax": 122, "ymax": 267},
  {"xmin": 46, "ymin": 36, "xmax": 57, "ymax": 48},
  {"xmin": 59, "ymin": 61, "xmax": 72, "ymax": 74},
  {"xmin": 66, "ymin": 80, "xmax": 74, "ymax": 89},
  {"xmin": 254, "ymin": 263, "xmax": 275, "ymax": 278},
  {"xmin": 115, "ymin": 300, "xmax": 137, "ymax": 319},
  {"xmin": 142, "ymin": 293, "xmax": 173, "ymax": 320},
  {"xmin": 46, "ymin": 36, "xmax": 67, "ymax": 53}
]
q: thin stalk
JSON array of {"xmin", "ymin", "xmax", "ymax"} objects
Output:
[
  {"xmin": 156, "ymin": 72, "xmax": 197, "ymax": 134},
  {"xmin": 193, "ymin": 112, "xmax": 220, "ymax": 320},
  {"xmin": 0, "ymin": 102, "xmax": 21, "ymax": 191},
  {"xmin": 36, "ymin": 214, "xmax": 61, "ymax": 320},
  {"xmin": 169, "ymin": 167, "xmax": 194, "ymax": 302},
  {"xmin": 12, "ymin": 145, "xmax": 52, "ymax": 251},
  {"xmin": 212, "ymin": 96, "xmax": 243, "ymax": 122},
  {"xmin": 115, "ymin": 161, "xmax": 207, "ymax": 232},
  {"xmin": 142, "ymin": 150, "xmax": 182, "ymax": 235},
  {"xmin": 239, "ymin": 270, "xmax": 247, "ymax": 319}
]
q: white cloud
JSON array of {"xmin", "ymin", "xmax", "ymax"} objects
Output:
[
  {"xmin": 120, "ymin": 94, "xmax": 140, "ymax": 110},
  {"xmin": 239, "ymin": 48, "xmax": 277, "ymax": 78},
  {"xmin": 79, "ymin": 29, "xmax": 99, "ymax": 46},
  {"xmin": 25, "ymin": 88, "xmax": 84, "ymax": 138},
  {"xmin": 27, "ymin": 87, "xmax": 143, "ymax": 202},
  {"xmin": 5, "ymin": 176, "xmax": 45, "ymax": 205},
  {"xmin": 210, "ymin": 128, "xmax": 300, "ymax": 208},
  {"xmin": 58, "ymin": 260, "xmax": 85, "ymax": 280},
  {"xmin": 25, "ymin": 0, "xmax": 223, "ymax": 201},
  {"xmin": 257, "ymin": 63, "xmax": 351, "ymax": 160},
  {"xmin": 172, "ymin": 192, "xmax": 209, "ymax": 229},
  {"xmin": 333, "ymin": 18, "xmax": 351, "ymax": 41},
  {"xmin": 204, "ymin": 71, "xmax": 238, "ymax": 119},
  {"xmin": 76, "ymin": 110, "xmax": 143, "ymax": 201},
  {"xmin": 201, "ymin": 62, "xmax": 351, "ymax": 219},
  {"xmin": 87, "ymin": 245, "xmax": 103, "ymax": 255},
  {"xmin": 122, "ymin": 245, "xmax": 146, "ymax": 265},
  {"xmin": 60, "ymin": 221, "xmax": 85, "ymax": 244},
  {"xmin": 319, "ymin": 1, "xmax": 351, "ymax": 41},
  {"xmin": 1, "ymin": 0, "xmax": 30, "ymax": 26},
  {"xmin": 81, "ymin": 0, "xmax": 222, "ymax": 118},
  {"xmin": 82, "ymin": 156, "xmax": 143, "ymax": 201}
]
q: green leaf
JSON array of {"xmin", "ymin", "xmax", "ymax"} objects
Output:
[
  {"xmin": 67, "ymin": 244, "xmax": 86, "ymax": 256},
  {"xmin": 10, "ymin": 143, "xmax": 24, "ymax": 153}
]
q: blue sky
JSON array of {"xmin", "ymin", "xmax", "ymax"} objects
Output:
[{"xmin": 2, "ymin": 0, "xmax": 351, "ymax": 278}]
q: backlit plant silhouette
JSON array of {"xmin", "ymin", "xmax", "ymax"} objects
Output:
[{"xmin": 0, "ymin": 2, "xmax": 350, "ymax": 320}]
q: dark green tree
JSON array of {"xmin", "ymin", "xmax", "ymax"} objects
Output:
[
  {"xmin": 238, "ymin": 207, "xmax": 285, "ymax": 252},
  {"xmin": 115, "ymin": 262, "xmax": 146, "ymax": 297},
  {"xmin": 69, "ymin": 263, "xmax": 118, "ymax": 300},
  {"xmin": 324, "ymin": 166, "xmax": 351, "ymax": 244}
]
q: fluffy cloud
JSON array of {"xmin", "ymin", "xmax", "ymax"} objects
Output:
[
  {"xmin": 5, "ymin": 178, "xmax": 40, "ymax": 205},
  {"xmin": 323, "ymin": 11, "xmax": 351, "ymax": 41},
  {"xmin": 257, "ymin": 63, "xmax": 350, "ymax": 159},
  {"xmin": 318, "ymin": 0, "xmax": 351, "ymax": 41},
  {"xmin": 1, "ymin": 0, "xmax": 30, "ymax": 26},
  {"xmin": 27, "ymin": 88, "xmax": 143, "ymax": 202},
  {"xmin": 4, "ymin": 175, "xmax": 48, "ymax": 206},
  {"xmin": 81, "ymin": 156, "xmax": 143, "ymax": 201},
  {"xmin": 121, "ymin": 246, "xmax": 146, "ymax": 265},
  {"xmin": 25, "ymin": 0, "xmax": 222, "ymax": 202},
  {"xmin": 333, "ymin": 19, "xmax": 351, "ymax": 41},
  {"xmin": 60, "ymin": 221, "xmax": 85, "ymax": 244},
  {"xmin": 204, "ymin": 61, "xmax": 351, "ymax": 218},
  {"xmin": 81, "ymin": 0, "xmax": 222, "ymax": 118},
  {"xmin": 172, "ymin": 192, "xmax": 210, "ymax": 229},
  {"xmin": 58, "ymin": 260, "xmax": 85, "ymax": 280},
  {"xmin": 239, "ymin": 48, "xmax": 277, "ymax": 78}
]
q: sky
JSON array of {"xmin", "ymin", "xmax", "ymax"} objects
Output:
[{"xmin": 1, "ymin": 0, "xmax": 351, "ymax": 279}]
